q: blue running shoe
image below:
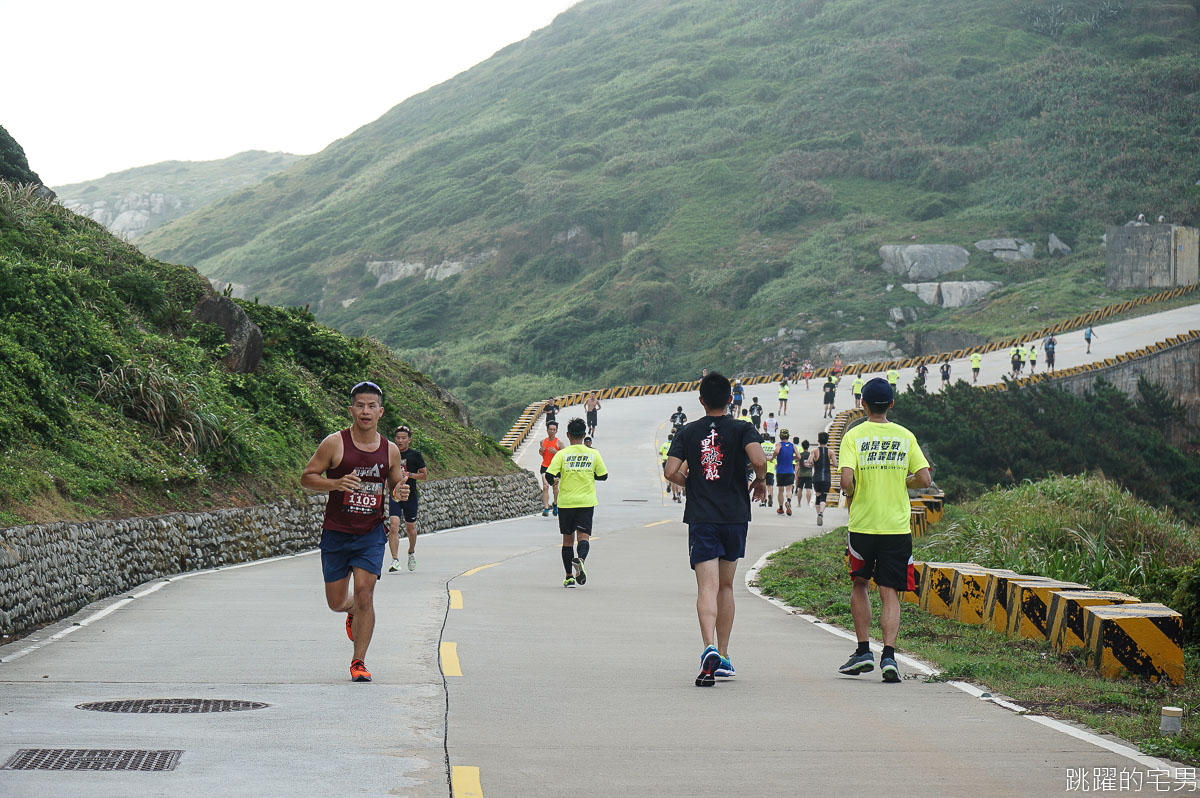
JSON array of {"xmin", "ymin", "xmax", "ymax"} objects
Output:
[
  {"xmin": 838, "ymin": 650, "xmax": 875, "ymax": 675},
  {"xmin": 696, "ymin": 645, "xmax": 720, "ymax": 687},
  {"xmin": 552, "ymin": 504, "xmax": 559, "ymax": 517},
  {"xmin": 715, "ymin": 655, "xmax": 735, "ymax": 678},
  {"xmin": 880, "ymin": 656, "xmax": 901, "ymax": 683}
]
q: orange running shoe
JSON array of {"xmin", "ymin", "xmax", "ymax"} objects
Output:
[
  {"xmin": 350, "ymin": 659, "xmax": 371, "ymax": 682},
  {"xmin": 346, "ymin": 613, "xmax": 354, "ymax": 641}
]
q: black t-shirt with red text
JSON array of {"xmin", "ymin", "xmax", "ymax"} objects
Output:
[{"xmin": 668, "ymin": 415, "xmax": 763, "ymax": 524}]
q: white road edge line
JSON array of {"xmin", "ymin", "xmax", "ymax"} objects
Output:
[
  {"xmin": 744, "ymin": 547, "xmax": 1194, "ymax": 783},
  {"xmin": 1, "ymin": 510, "xmax": 540, "ymax": 664}
]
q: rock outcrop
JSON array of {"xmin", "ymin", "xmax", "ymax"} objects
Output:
[
  {"xmin": 878, "ymin": 245, "xmax": 970, "ymax": 280},
  {"xmin": 814, "ymin": 339, "xmax": 904, "ymax": 363},
  {"xmin": 1048, "ymin": 233, "xmax": 1072, "ymax": 257},
  {"xmin": 192, "ymin": 296, "xmax": 263, "ymax": 373},
  {"xmin": 367, "ymin": 249, "xmax": 497, "ymax": 288},
  {"xmin": 901, "ymin": 281, "xmax": 1003, "ymax": 308},
  {"xmin": 975, "ymin": 238, "xmax": 1035, "ymax": 261}
]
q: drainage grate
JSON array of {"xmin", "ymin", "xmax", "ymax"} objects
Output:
[
  {"xmin": 3, "ymin": 749, "xmax": 182, "ymax": 771},
  {"xmin": 76, "ymin": 698, "xmax": 268, "ymax": 714}
]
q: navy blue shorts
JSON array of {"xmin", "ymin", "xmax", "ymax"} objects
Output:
[
  {"xmin": 319, "ymin": 524, "xmax": 386, "ymax": 583},
  {"xmin": 688, "ymin": 523, "xmax": 747, "ymax": 569},
  {"xmin": 388, "ymin": 495, "xmax": 419, "ymax": 523}
]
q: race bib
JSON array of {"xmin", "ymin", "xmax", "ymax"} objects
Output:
[{"xmin": 342, "ymin": 481, "xmax": 383, "ymax": 515}]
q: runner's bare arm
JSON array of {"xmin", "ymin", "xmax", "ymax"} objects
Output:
[
  {"xmin": 301, "ymin": 433, "xmax": 359, "ymax": 492},
  {"xmin": 840, "ymin": 467, "xmax": 855, "ymax": 497},
  {"xmin": 906, "ymin": 467, "xmax": 932, "ymax": 490},
  {"xmin": 745, "ymin": 442, "xmax": 768, "ymax": 501},
  {"xmin": 387, "ymin": 441, "xmax": 411, "ymax": 501},
  {"xmin": 663, "ymin": 456, "xmax": 687, "ymax": 487}
]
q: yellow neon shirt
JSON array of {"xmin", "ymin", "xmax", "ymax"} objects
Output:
[
  {"xmin": 839, "ymin": 420, "xmax": 930, "ymax": 535},
  {"xmin": 886, "ymin": 370, "xmax": 899, "ymax": 385},
  {"xmin": 778, "ymin": 383, "xmax": 789, "ymax": 399},
  {"xmin": 547, "ymin": 444, "xmax": 608, "ymax": 508},
  {"xmin": 762, "ymin": 440, "xmax": 776, "ymax": 475},
  {"xmin": 852, "ymin": 378, "xmax": 865, "ymax": 394},
  {"xmin": 970, "ymin": 353, "xmax": 982, "ymax": 368},
  {"xmin": 659, "ymin": 441, "xmax": 670, "ymax": 463}
]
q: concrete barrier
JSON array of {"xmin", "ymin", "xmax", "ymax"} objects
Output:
[
  {"xmin": 1046, "ymin": 590, "xmax": 1141, "ymax": 653},
  {"xmin": 983, "ymin": 573, "xmax": 1062, "ymax": 634},
  {"xmin": 911, "ymin": 496, "xmax": 944, "ymax": 524},
  {"xmin": 910, "ymin": 507, "xmax": 928, "ymax": 538},
  {"xmin": 1083, "ymin": 603, "xmax": 1184, "ymax": 685},
  {"xmin": 951, "ymin": 568, "xmax": 1019, "ymax": 625},
  {"xmin": 921, "ymin": 563, "xmax": 989, "ymax": 618},
  {"xmin": 1005, "ymin": 580, "xmax": 1089, "ymax": 640}
]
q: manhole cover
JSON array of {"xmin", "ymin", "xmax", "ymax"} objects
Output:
[
  {"xmin": 76, "ymin": 698, "xmax": 268, "ymax": 714},
  {"xmin": 3, "ymin": 749, "xmax": 182, "ymax": 771}
]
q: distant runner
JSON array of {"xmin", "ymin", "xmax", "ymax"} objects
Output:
[
  {"xmin": 939, "ymin": 361, "xmax": 951, "ymax": 387},
  {"xmin": 670, "ymin": 406, "xmax": 688, "ymax": 434},
  {"xmin": 538, "ymin": 422, "xmax": 563, "ymax": 517},
  {"xmin": 1045, "ymin": 336, "xmax": 1057, "ymax": 372},
  {"xmin": 832, "ymin": 356, "xmax": 844, "ymax": 379},
  {"xmin": 970, "ymin": 352, "xmax": 982, "ymax": 384},
  {"xmin": 801, "ymin": 359, "xmax": 814, "ymax": 389},
  {"xmin": 760, "ymin": 435, "xmax": 776, "ymax": 508},
  {"xmin": 822, "ymin": 376, "xmax": 836, "ymax": 419},
  {"xmin": 1010, "ymin": 345, "xmax": 1022, "ymax": 376},
  {"xmin": 544, "ymin": 401, "xmax": 559, "ymax": 429},
  {"xmin": 886, "ymin": 369, "xmax": 899, "ymax": 390},
  {"xmin": 762, "ymin": 412, "xmax": 779, "ymax": 439},
  {"xmin": 1028, "ymin": 345, "xmax": 1038, "ymax": 374},
  {"xmin": 387, "ymin": 425, "xmax": 427, "ymax": 573},
  {"xmin": 1018, "ymin": 345, "xmax": 1028, "ymax": 375},
  {"xmin": 807, "ymin": 431, "xmax": 836, "ymax": 527},
  {"xmin": 301, "ymin": 381, "xmax": 410, "ymax": 683},
  {"xmin": 914, "ymin": 363, "xmax": 929, "ymax": 389},
  {"xmin": 731, "ymin": 380, "xmax": 745, "ymax": 415},
  {"xmin": 796, "ymin": 438, "xmax": 814, "ymax": 509},
  {"xmin": 837, "ymin": 378, "xmax": 932, "ymax": 683},
  {"xmin": 546, "ymin": 418, "xmax": 608, "ymax": 588},
  {"xmin": 1084, "ymin": 325, "xmax": 1097, "ymax": 354},
  {"xmin": 748, "ymin": 397, "xmax": 763, "ymax": 430},
  {"xmin": 664, "ymin": 372, "xmax": 766, "ymax": 687},
  {"xmin": 852, "ymin": 375, "xmax": 865, "ymax": 409},
  {"xmin": 585, "ymin": 392, "xmax": 602, "ymax": 438},
  {"xmin": 773, "ymin": 429, "xmax": 797, "ymax": 516},
  {"xmin": 777, "ymin": 379, "xmax": 790, "ymax": 416}
]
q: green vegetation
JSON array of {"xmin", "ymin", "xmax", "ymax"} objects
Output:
[
  {"xmin": 891, "ymin": 378, "xmax": 1200, "ymax": 520},
  {"xmin": 758, "ymin": 506, "xmax": 1200, "ymax": 764},
  {"xmin": 0, "ymin": 181, "xmax": 512, "ymax": 527},
  {"xmin": 0, "ymin": 126, "xmax": 41, "ymax": 185},
  {"xmin": 55, "ymin": 150, "xmax": 304, "ymax": 239},
  {"xmin": 140, "ymin": 0, "xmax": 1200, "ymax": 435}
]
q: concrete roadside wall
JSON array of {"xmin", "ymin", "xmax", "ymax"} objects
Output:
[{"xmin": 0, "ymin": 472, "xmax": 540, "ymax": 639}]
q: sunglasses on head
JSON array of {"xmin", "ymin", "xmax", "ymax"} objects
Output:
[
  {"xmin": 350, "ymin": 381, "xmax": 382, "ymax": 396},
  {"xmin": 394, "ymin": 426, "xmax": 412, "ymax": 436}
]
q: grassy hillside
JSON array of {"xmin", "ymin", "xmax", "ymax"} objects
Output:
[
  {"xmin": 0, "ymin": 125, "xmax": 41, "ymax": 185},
  {"xmin": 0, "ymin": 180, "xmax": 513, "ymax": 528},
  {"xmin": 140, "ymin": 0, "xmax": 1200, "ymax": 435},
  {"xmin": 56, "ymin": 150, "xmax": 303, "ymax": 239}
]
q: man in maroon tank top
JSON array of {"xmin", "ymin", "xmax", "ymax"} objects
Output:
[{"xmin": 302, "ymin": 381, "xmax": 410, "ymax": 682}]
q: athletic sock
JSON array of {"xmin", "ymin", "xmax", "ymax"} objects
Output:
[
  {"xmin": 882, "ymin": 645, "xmax": 895, "ymax": 661},
  {"xmin": 576, "ymin": 539, "xmax": 589, "ymax": 561},
  {"xmin": 561, "ymin": 546, "xmax": 574, "ymax": 575},
  {"xmin": 856, "ymin": 641, "xmax": 870, "ymax": 656}
]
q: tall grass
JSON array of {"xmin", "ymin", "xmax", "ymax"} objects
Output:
[{"xmin": 917, "ymin": 474, "xmax": 1200, "ymax": 594}]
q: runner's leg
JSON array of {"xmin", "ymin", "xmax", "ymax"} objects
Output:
[
  {"xmin": 561, "ymin": 533, "xmax": 575, "ymax": 576},
  {"xmin": 716, "ymin": 559, "xmax": 737, "ymax": 656},
  {"xmin": 850, "ymin": 576, "xmax": 872, "ymax": 643},
  {"xmin": 405, "ymin": 520, "xmax": 417, "ymax": 555},
  {"xmin": 324, "ymin": 574, "xmax": 353, "ymax": 614},
  {"xmin": 350, "ymin": 567, "xmax": 378, "ymax": 662},
  {"xmin": 694, "ymin": 559, "xmax": 719, "ymax": 648},
  {"xmin": 387, "ymin": 516, "xmax": 400, "ymax": 562},
  {"xmin": 880, "ymin": 586, "xmax": 901, "ymax": 647}
]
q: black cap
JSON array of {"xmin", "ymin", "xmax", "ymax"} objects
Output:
[{"xmin": 861, "ymin": 377, "xmax": 893, "ymax": 405}]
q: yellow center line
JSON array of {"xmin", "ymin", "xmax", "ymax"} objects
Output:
[
  {"xmin": 451, "ymin": 766, "xmax": 483, "ymax": 798},
  {"xmin": 461, "ymin": 563, "xmax": 500, "ymax": 577},
  {"xmin": 449, "ymin": 589, "xmax": 464, "ymax": 610},
  {"xmin": 644, "ymin": 519, "xmax": 673, "ymax": 527},
  {"xmin": 441, "ymin": 642, "xmax": 463, "ymax": 676}
]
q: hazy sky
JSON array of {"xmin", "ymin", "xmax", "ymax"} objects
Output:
[{"xmin": 6, "ymin": 1, "xmax": 578, "ymax": 186}]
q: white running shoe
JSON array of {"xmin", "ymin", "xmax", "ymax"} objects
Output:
[
  {"xmin": 388, "ymin": 559, "xmax": 402, "ymax": 573},
  {"xmin": 408, "ymin": 553, "xmax": 417, "ymax": 571}
]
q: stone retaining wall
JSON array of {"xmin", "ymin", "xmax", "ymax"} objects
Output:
[{"xmin": 0, "ymin": 471, "xmax": 540, "ymax": 638}]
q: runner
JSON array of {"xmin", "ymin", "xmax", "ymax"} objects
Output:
[
  {"xmin": 544, "ymin": 400, "xmax": 559, "ymax": 429},
  {"xmin": 801, "ymin": 359, "xmax": 814, "ymax": 390},
  {"xmin": 796, "ymin": 438, "xmax": 814, "ymax": 509},
  {"xmin": 806, "ymin": 431, "xmax": 837, "ymax": 527},
  {"xmin": 387, "ymin": 425, "xmax": 427, "ymax": 573},
  {"xmin": 301, "ymin": 381, "xmax": 410, "ymax": 683},
  {"xmin": 852, "ymin": 375, "xmax": 865, "ymax": 409},
  {"xmin": 837, "ymin": 378, "xmax": 932, "ymax": 683},
  {"xmin": 731, "ymin": 380, "xmax": 745, "ymax": 415},
  {"xmin": 939, "ymin": 360, "xmax": 951, "ymax": 387},
  {"xmin": 970, "ymin": 352, "xmax": 982, "ymax": 384},
  {"xmin": 778, "ymin": 379, "xmax": 790, "ymax": 416},
  {"xmin": 747, "ymin": 397, "xmax": 764, "ymax": 430},
  {"xmin": 1045, "ymin": 335, "xmax": 1057, "ymax": 372},
  {"xmin": 886, "ymin": 368, "xmax": 899, "ymax": 390},
  {"xmin": 1084, "ymin": 325, "xmax": 1097, "ymax": 354},
  {"xmin": 538, "ymin": 422, "xmax": 563, "ymax": 517},
  {"xmin": 822, "ymin": 376, "xmax": 836, "ymax": 419},
  {"xmin": 585, "ymin": 392, "xmax": 602, "ymax": 438},
  {"xmin": 762, "ymin": 411, "xmax": 779, "ymax": 439},
  {"xmin": 660, "ymin": 435, "xmax": 673, "ymax": 498},
  {"xmin": 546, "ymin": 418, "xmax": 608, "ymax": 588},
  {"xmin": 832, "ymin": 355, "xmax": 844, "ymax": 379},
  {"xmin": 583, "ymin": 435, "xmax": 593, "ymax": 448},
  {"xmin": 914, "ymin": 362, "xmax": 929, "ymax": 389},
  {"xmin": 1010, "ymin": 344, "xmax": 1021, "ymax": 377},
  {"xmin": 663, "ymin": 372, "xmax": 766, "ymax": 686},
  {"xmin": 760, "ymin": 435, "xmax": 776, "ymax": 507},
  {"xmin": 773, "ymin": 429, "xmax": 797, "ymax": 516},
  {"xmin": 670, "ymin": 406, "xmax": 688, "ymax": 434},
  {"xmin": 1028, "ymin": 345, "xmax": 1038, "ymax": 374},
  {"xmin": 1018, "ymin": 345, "xmax": 1028, "ymax": 375}
]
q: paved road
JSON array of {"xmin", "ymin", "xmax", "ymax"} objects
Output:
[{"xmin": 2, "ymin": 301, "xmax": 1197, "ymax": 797}]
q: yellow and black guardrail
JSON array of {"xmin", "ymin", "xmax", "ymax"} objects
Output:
[{"xmin": 500, "ymin": 285, "xmax": 1196, "ymax": 454}]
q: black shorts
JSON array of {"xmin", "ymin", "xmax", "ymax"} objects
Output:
[
  {"xmin": 853, "ymin": 393, "xmax": 861, "ymax": 401},
  {"xmin": 751, "ymin": 416, "xmax": 762, "ymax": 429},
  {"xmin": 796, "ymin": 476, "xmax": 813, "ymax": 490},
  {"xmin": 813, "ymin": 480, "xmax": 831, "ymax": 502},
  {"xmin": 557, "ymin": 506, "xmax": 594, "ymax": 536},
  {"xmin": 823, "ymin": 396, "xmax": 834, "ymax": 406},
  {"xmin": 388, "ymin": 495, "xmax": 419, "ymax": 523},
  {"xmin": 972, "ymin": 368, "xmax": 979, "ymax": 375},
  {"xmin": 540, "ymin": 465, "xmax": 549, "ymax": 474},
  {"xmin": 688, "ymin": 523, "xmax": 747, "ymax": 568},
  {"xmin": 846, "ymin": 531, "xmax": 915, "ymax": 591},
  {"xmin": 765, "ymin": 473, "xmax": 775, "ymax": 486},
  {"xmin": 586, "ymin": 410, "xmax": 598, "ymax": 426},
  {"xmin": 776, "ymin": 473, "xmax": 795, "ymax": 487}
]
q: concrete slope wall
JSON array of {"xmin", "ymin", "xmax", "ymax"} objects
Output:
[{"xmin": 0, "ymin": 472, "xmax": 540, "ymax": 639}]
